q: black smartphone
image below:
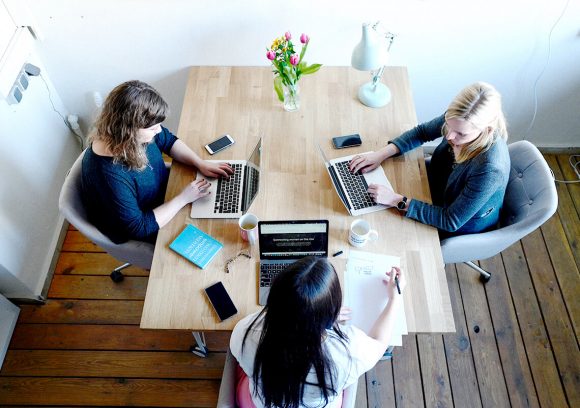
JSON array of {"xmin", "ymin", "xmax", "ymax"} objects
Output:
[
  {"xmin": 332, "ymin": 134, "xmax": 362, "ymax": 149},
  {"xmin": 205, "ymin": 134, "xmax": 235, "ymax": 155},
  {"xmin": 204, "ymin": 282, "xmax": 238, "ymax": 321}
]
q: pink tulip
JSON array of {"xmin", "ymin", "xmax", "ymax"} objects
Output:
[
  {"xmin": 266, "ymin": 50, "xmax": 276, "ymax": 60},
  {"xmin": 285, "ymin": 31, "xmax": 292, "ymax": 41},
  {"xmin": 300, "ymin": 33, "xmax": 309, "ymax": 44},
  {"xmin": 290, "ymin": 54, "xmax": 299, "ymax": 66}
]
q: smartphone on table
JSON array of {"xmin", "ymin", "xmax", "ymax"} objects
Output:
[
  {"xmin": 332, "ymin": 134, "xmax": 362, "ymax": 149},
  {"xmin": 204, "ymin": 281, "xmax": 238, "ymax": 321},
  {"xmin": 205, "ymin": 134, "xmax": 235, "ymax": 155}
]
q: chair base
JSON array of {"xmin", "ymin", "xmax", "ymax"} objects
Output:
[
  {"xmin": 110, "ymin": 262, "xmax": 131, "ymax": 283},
  {"xmin": 464, "ymin": 261, "xmax": 491, "ymax": 283}
]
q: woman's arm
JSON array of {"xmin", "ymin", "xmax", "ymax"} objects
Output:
[
  {"xmin": 349, "ymin": 115, "xmax": 444, "ymax": 174},
  {"xmin": 368, "ymin": 267, "xmax": 406, "ymax": 347},
  {"xmin": 405, "ymin": 164, "xmax": 506, "ymax": 232},
  {"xmin": 169, "ymin": 140, "xmax": 233, "ymax": 178},
  {"xmin": 152, "ymin": 178, "xmax": 211, "ymax": 228}
]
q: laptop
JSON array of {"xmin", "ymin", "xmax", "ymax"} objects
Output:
[
  {"xmin": 190, "ymin": 139, "xmax": 261, "ymax": 219},
  {"xmin": 257, "ymin": 220, "xmax": 329, "ymax": 305},
  {"xmin": 317, "ymin": 144, "xmax": 393, "ymax": 216}
]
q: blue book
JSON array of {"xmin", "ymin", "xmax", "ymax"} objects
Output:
[{"xmin": 169, "ymin": 224, "xmax": 223, "ymax": 269}]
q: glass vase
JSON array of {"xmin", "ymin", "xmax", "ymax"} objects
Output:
[{"xmin": 283, "ymin": 82, "xmax": 300, "ymax": 112}]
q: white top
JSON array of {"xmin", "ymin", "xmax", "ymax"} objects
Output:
[{"xmin": 230, "ymin": 312, "xmax": 385, "ymax": 408}]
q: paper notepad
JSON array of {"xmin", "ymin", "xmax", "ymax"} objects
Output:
[
  {"xmin": 169, "ymin": 224, "xmax": 223, "ymax": 269},
  {"xmin": 344, "ymin": 249, "xmax": 407, "ymax": 346}
]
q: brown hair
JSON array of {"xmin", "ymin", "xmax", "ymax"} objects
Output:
[
  {"xmin": 90, "ymin": 80, "xmax": 168, "ymax": 169},
  {"xmin": 443, "ymin": 82, "xmax": 508, "ymax": 163}
]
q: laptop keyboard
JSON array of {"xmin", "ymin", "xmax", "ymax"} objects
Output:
[
  {"xmin": 260, "ymin": 262, "xmax": 290, "ymax": 288},
  {"xmin": 214, "ymin": 163, "xmax": 243, "ymax": 213},
  {"xmin": 334, "ymin": 160, "xmax": 376, "ymax": 210}
]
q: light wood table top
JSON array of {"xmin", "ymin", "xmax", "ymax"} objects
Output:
[{"xmin": 140, "ymin": 66, "xmax": 455, "ymax": 333}]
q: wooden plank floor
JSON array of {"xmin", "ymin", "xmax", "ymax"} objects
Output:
[{"xmin": 1, "ymin": 153, "xmax": 578, "ymax": 407}]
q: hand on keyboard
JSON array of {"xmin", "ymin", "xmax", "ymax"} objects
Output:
[
  {"xmin": 349, "ymin": 151, "xmax": 384, "ymax": 174},
  {"xmin": 367, "ymin": 183, "xmax": 398, "ymax": 206},
  {"xmin": 198, "ymin": 160, "xmax": 234, "ymax": 178}
]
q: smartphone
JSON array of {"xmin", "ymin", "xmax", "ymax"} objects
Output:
[
  {"xmin": 332, "ymin": 134, "xmax": 362, "ymax": 149},
  {"xmin": 204, "ymin": 282, "xmax": 238, "ymax": 321},
  {"xmin": 205, "ymin": 134, "xmax": 235, "ymax": 155}
]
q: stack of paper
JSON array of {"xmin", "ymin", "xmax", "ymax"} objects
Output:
[{"xmin": 343, "ymin": 249, "xmax": 408, "ymax": 347}]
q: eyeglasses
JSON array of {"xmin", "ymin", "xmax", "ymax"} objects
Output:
[{"xmin": 224, "ymin": 251, "xmax": 252, "ymax": 273}]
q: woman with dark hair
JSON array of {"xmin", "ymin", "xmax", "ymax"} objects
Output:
[
  {"xmin": 230, "ymin": 256, "xmax": 405, "ymax": 408},
  {"xmin": 81, "ymin": 80, "xmax": 233, "ymax": 244}
]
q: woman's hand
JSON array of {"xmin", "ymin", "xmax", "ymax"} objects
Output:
[
  {"xmin": 384, "ymin": 267, "xmax": 406, "ymax": 299},
  {"xmin": 367, "ymin": 184, "xmax": 402, "ymax": 207},
  {"xmin": 349, "ymin": 151, "xmax": 384, "ymax": 174},
  {"xmin": 337, "ymin": 306, "xmax": 352, "ymax": 324},
  {"xmin": 197, "ymin": 161, "xmax": 234, "ymax": 178},
  {"xmin": 179, "ymin": 178, "xmax": 212, "ymax": 204}
]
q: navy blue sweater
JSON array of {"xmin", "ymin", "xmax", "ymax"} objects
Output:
[
  {"xmin": 390, "ymin": 115, "xmax": 510, "ymax": 236},
  {"xmin": 81, "ymin": 127, "xmax": 178, "ymax": 244}
]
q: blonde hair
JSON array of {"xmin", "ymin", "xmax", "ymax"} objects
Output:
[
  {"xmin": 89, "ymin": 80, "xmax": 168, "ymax": 170},
  {"xmin": 443, "ymin": 82, "xmax": 508, "ymax": 163}
]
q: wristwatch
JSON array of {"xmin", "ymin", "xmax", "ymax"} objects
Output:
[{"xmin": 397, "ymin": 196, "xmax": 408, "ymax": 211}]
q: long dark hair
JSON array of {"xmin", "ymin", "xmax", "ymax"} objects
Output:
[
  {"xmin": 90, "ymin": 80, "xmax": 168, "ymax": 170},
  {"xmin": 243, "ymin": 256, "xmax": 348, "ymax": 407}
]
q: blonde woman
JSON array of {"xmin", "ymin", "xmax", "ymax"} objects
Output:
[
  {"xmin": 349, "ymin": 82, "xmax": 510, "ymax": 237},
  {"xmin": 81, "ymin": 80, "xmax": 233, "ymax": 244}
]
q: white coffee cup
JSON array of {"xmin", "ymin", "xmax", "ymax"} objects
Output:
[
  {"xmin": 238, "ymin": 213, "xmax": 259, "ymax": 245},
  {"xmin": 348, "ymin": 219, "xmax": 378, "ymax": 247}
]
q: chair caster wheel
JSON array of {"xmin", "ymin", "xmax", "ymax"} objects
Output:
[
  {"xmin": 479, "ymin": 273, "xmax": 491, "ymax": 284},
  {"xmin": 110, "ymin": 270, "xmax": 125, "ymax": 283}
]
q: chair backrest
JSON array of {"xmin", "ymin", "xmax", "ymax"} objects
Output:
[
  {"xmin": 500, "ymin": 140, "xmax": 558, "ymax": 228},
  {"xmin": 440, "ymin": 140, "xmax": 558, "ymax": 264},
  {"xmin": 216, "ymin": 348, "xmax": 358, "ymax": 408},
  {"xmin": 58, "ymin": 150, "xmax": 154, "ymax": 269}
]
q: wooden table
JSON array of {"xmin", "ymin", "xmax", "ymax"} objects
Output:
[{"xmin": 140, "ymin": 66, "xmax": 455, "ymax": 338}]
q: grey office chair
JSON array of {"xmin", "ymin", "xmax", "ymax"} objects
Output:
[
  {"xmin": 217, "ymin": 348, "xmax": 358, "ymax": 408},
  {"xmin": 58, "ymin": 150, "xmax": 154, "ymax": 282},
  {"xmin": 440, "ymin": 140, "xmax": 558, "ymax": 283}
]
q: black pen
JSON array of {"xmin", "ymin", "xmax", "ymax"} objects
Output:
[
  {"xmin": 394, "ymin": 275, "xmax": 401, "ymax": 295},
  {"xmin": 333, "ymin": 250, "xmax": 343, "ymax": 257}
]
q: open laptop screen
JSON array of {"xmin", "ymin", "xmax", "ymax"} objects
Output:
[
  {"xmin": 258, "ymin": 220, "xmax": 329, "ymax": 260},
  {"xmin": 241, "ymin": 139, "xmax": 262, "ymax": 213}
]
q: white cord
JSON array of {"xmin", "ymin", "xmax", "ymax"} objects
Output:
[
  {"xmin": 39, "ymin": 73, "xmax": 84, "ymax": 150},
  {"xmin": 523, "ymin": 0, "xmax": 571, "ymax": 139},
  {"xmin": 550, "ymin": 154, "xmax": 580, "ymax": 184}
]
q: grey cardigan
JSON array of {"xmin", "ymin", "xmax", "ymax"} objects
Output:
[{"xmin": 390, "ymin": 115, "xmax": 510, "ymax": 236}]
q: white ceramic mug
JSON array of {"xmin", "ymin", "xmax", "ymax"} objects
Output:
[
  {"xmin": 348, "ymin": 219, "xmax": 378, "ymax": 247},
  {"xmin": 238, "ymin": 213, "xmax": 259, "ymax": 245}
]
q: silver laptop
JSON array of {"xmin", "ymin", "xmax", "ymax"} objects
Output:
[
  {"xmin": 190, "ymin": 139, "xmax": 261, "ymax": 219},
  {"xmin": 257, "ymin": 220, "xmax": 329, "ymax": 305},
  {"xmin": 317, "ymin": 144, "xmax": 392, "ymax": 216}
]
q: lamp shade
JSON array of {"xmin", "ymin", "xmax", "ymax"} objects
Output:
[{"xmin": 351, "ymin": 23, "xmax": 388, "ymax": 71}]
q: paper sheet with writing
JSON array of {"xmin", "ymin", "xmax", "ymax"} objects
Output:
[{"xmin": 344, "ymin": 249, "xmax": 407, "ymax": 347}]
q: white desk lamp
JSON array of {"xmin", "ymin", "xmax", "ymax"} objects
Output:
[{"xmin": 351, "ymin": 22, "xmax": 395, "ymax": 108}]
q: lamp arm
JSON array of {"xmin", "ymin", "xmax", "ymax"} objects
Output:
[{"xmin": 371, "ymin": 66, "xmax": 385, "ymax": 88}]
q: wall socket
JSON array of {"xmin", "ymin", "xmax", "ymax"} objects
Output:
[{"xmin": 6, "ymin": 68, "xmax": 29, "ymax": 105}]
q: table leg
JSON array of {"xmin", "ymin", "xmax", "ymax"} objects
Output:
[{"xmin": 190, "ymin": 331, "xmax": 208, "ymax": 357}]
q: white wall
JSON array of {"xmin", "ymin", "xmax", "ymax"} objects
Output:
[
  {"xmin": 0, "ymin": 49, "xmax": 79, "ymax": 298},
  {"xmin": 27, "ymin": 0, "xmax": 580, "ymax": 148},
  {"xmin": 28, "ymin": 0, "xmax": 580, "ymax": 148}
]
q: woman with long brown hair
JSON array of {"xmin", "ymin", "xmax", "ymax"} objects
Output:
[{"xmin": 81, "ymin": 80, "xmax": 232, "ymax": 243}]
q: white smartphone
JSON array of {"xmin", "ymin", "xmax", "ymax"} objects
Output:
[{"xmin": 205, "ymin": 134, "xmax": 235, "ymax": 155}]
